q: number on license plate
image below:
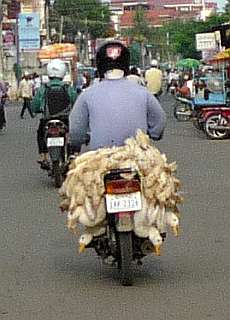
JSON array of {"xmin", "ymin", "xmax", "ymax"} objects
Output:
[
  {"xmin": 106, "ymin": 192, "xmax": 142, "ymax": 213},
  {"xmin": 47, "ymin": 137, "xmax": 64, "ymax": 147}
]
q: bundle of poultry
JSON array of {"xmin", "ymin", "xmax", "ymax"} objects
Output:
[{"xmin": 59, "ymin": 130, "xmax": 183, "ymax": 239}]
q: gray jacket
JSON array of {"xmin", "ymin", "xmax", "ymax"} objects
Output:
[{"xmin": 69, "ymin": 78, "xmax": 166, "ymax": 151}]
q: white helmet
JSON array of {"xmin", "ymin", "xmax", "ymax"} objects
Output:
[
  {"xmin": 151, "ymin": 59, "xmax": 158, "ymax": 67},
  {"xmin": 47, "ymin": 59, "xmax": 66, "ymax": 79}
]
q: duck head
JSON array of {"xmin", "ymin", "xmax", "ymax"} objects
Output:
[
  {"xmin": 149, "ymin": 227, "xmax": 163, "ymax": 256},
  {"xmin": 79, "ymin": 233, "xmax": 93, "ymax": 253}
]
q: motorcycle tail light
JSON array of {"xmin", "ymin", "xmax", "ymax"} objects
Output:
[
  {"xmin": 105, "ymin": 179, "xmax": 141, "ymax": 194},
  {"xmin": 48, "ymin": 127, "xmax": 60, "ymax": 136}
]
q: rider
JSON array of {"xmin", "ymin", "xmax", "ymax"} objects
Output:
[
  {"xmin": 145, "ymin": 59, "xmax": 163, "ymax": 99},
  {"xmin": 69, "ymin": 41, "xmax": 166, "ymax": 153},
  {"xmin": 127, "ymin": 66, "xmax": 146, "ymax": 86},
  {"xmin": 31, "ymin": 59, "xmax": 77, "ymax": 169}
]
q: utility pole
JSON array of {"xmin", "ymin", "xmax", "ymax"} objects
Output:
[
  {"xmin": 45, "ymin": 0, "xmax": 50, "ymax": 44},
  {"xmin": 166, "ymin": 32, "xmax": 170, "ymax": 65},
  {"xmin": 59, "ymin": 15, "xmax": 64, "ymax": 43},
  {"xmin": 15, "ymin": 14, "xmax": 20, "ymax": 88},
  {"xmin": 201, "ymin": 0, "xmax": 206, "ymax": 22},
  {"xmin": 140, "ymin": 41, "xmax": 146, "ymax": 70},
  {"xmin": 0, "ymin": 0, "xmax": 5, "ymax": 79},
  {"xmin": 84, "ymin": 18, "xmax": 89, "ymax": 65}
]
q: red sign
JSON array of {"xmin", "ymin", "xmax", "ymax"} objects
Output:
[
  {"xmin": 3, "ymin": 31, "xmax": 15, "ymax": 47},
  {"xmin": 8, "ymin": 0, "xmax": 20, "ymax": 19}
]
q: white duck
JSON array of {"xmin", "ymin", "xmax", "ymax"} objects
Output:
[
  {"xmin": 165, "ymin": 210, "xmax": 180, "ymax": 236},
  {"xmin": 66, "ymin": 207, "xmax": 84, "ymax": 233},
  {"xmin": 78, "ymin": 223, "xmax": 107, "ymax": 253},
  {"xmin": 148, "ymin": 226, "xmax": 163, "ymax": 256},
  {"xmin": 133, "ymin": 199, "xmax": 163, "ymax": 255},
  {"xmin": 133, "ymin": 196, "xmax": 150, "ymax": 238},
  {"xmin": 78, "ymin": 233, "xmax": 93, "ymax": 253},
  {"xmin": 78, "ymin": 198, "xmax": 106, "ymax": 227},
  {"xmin": 155, "ymin": 205, "xmax": 167, "ymax": 234},
  {"xmin": 134, "ymin": 197, "xmax": 159, "ymax": 237}
]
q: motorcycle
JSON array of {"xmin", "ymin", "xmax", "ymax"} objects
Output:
[
  {"xmin": 194, "ymin": 106, "xmax": 230, "ymax": 139},
  {"xmin": 192, "ymin": 73, "xmax": 230, "ymax": 139},
  {"xmin": 192, "ymin": 90, "xmax": 230, "ymax": 139},
  {"xmin": 45, "ymin": 118, "xmax": 69, "ymax": 187},
  {"xmin": 83, "ymin": 168, "xmax": 166, "ymax": 286},
  {"xmin": 173, "ymin": 95, "xmax": 194, "ymax": 121}
]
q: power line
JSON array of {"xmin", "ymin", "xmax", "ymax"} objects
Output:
[
  {"xmin": 50, "ymin": 2, "xmax": 115, "ymax": 13},
  {"xmin": 51, "ymin": 18, "xmax": 111, "ymax": 25}
]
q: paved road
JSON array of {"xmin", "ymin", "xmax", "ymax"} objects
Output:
[{"xmin": 0, "ymin": 97, "xmax": 230, "ymax": 320}]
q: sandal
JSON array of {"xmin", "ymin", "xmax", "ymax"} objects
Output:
[{"xmin": 37, "ymin": 160, "xmax": 50, "ymax": 170}]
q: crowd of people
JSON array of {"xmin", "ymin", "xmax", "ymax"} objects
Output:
[
  {"xmin": 1, "ymin": 41, "xmax": 229, "ymax": 156},
  {"xmin": 1, "ymin": 41, "xmax": 167, "ymax": 167}
]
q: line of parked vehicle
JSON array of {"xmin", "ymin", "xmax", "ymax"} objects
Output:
[{"xmin": 172, "ymin": 73, "xmax": 230, "ymax": 140}]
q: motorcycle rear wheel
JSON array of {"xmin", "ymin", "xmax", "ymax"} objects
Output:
[
  {"xmin": 205, "ymin": 115, "xmax": 229, "ymax": 140},
  {"xmin": 117, "ymin": 232, "xmax": 134, "ymax": 286},
  {"xmin": 53, "ymin": 160, "xmax": 63, "ymax": 188}
]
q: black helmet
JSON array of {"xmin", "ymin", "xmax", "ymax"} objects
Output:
[{"xmin": 96, "ymin": 41, "xmax": 130, "ymax": 78}]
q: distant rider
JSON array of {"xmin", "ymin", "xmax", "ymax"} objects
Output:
[
  {"xmin": 0, "ymin": 79, "xmax": 8, "ymax": 131},
  {"xmin": 127, "ymin": 66, "xmax": 146, "ymax": 86},
  {"xmin": 31, "ymin": 59, "xmax": 77, "ymax": 169},
  {"xmin": 145, "ymin": 59, "xmax": 163, "ymax": 99},
  {"xmin": 69, "ymin": 41, "xmax": 166, "ymax": 153}
]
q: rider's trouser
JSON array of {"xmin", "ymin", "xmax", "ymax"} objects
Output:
[{"xmin": 0, "ymin": 102, "xmax": 6, "ymax": 129}]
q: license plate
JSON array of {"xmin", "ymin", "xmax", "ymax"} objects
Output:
[
  {"xmin": 106, "ymin": 192, "xmax": 142, "ymax": 213},
  {"xmin": 47, "ymin": 137, "xmax": 64, "ymax": 147}
]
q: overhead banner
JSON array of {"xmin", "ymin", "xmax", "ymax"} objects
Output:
[{"xmin": 18, "ymin": 13, "xmax": 40, "ymax": 51}]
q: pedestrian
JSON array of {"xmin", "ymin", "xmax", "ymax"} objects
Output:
[
  {"xmin": 176, "ymin": 74, "xmax": 193, "ymax": 98},
  {"xmin": 18, "ymin": 71, "xmax": 34, "ymax": 119},
  {"xmin": 0, "ymin": 79, "xmax": 8, "ymax": 131},
  {"xmin": 33, "ymin": 73, "xmax": 41, "ymax": 96},
  {"xmin": 167, "ymin": 68, "xmax": 179, "ymax": 92},
  {"xmin": 145, "ymin": 59, "xmax": 163, "ymax": 99}
]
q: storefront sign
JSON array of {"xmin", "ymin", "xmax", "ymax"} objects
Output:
[
  {"xmin": 18, "ymin": 13, "xmax": 40, "ymax": 51},
  {"xmin": 196, "ymin": 32, "xmax": 217, "ymax": 51}
]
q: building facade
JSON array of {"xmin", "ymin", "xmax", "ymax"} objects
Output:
[
  {"xmin": 1, "ymin": 0, "xmax": 47, "ymax": 85},
  {"xmin": 110, "ymin": 0, "xmax": 218, "ymax": 30}
]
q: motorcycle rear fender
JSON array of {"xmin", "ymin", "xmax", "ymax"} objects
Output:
[
  {"xmin": 202, "ymin": 110, "xmax": 222, "ymax": 121},
  {"xmin": 48, "ymin": 146, "xmax": 62, "ymax": 162}
]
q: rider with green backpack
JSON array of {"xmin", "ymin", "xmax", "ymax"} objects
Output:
[{"xmin": 32, "ymin": 59, "xmax": 77, "ymax": 169}]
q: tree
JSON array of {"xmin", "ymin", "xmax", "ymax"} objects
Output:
[
  {"xmin": 129, "ymin": 42, "xmax": 141, "ymax": 66},
  {"xmin": 225, "ymin": 0, "xmax": 230, "ymax": 14},
  {"xmin": 122, "ymin": 7, "xmax": 150, "ymax": 67},
  {"xmin": 52, "ymin": 0, "xmax": 111, "ymax": 40},
  {"xmin": 159, "ymin": 14, "xmax": 229, "ymax": 60}
]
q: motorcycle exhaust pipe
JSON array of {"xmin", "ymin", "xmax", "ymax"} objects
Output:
[
  {"xmin": 207, "ymin": 125, "xmax": 230, "ymax": 130},
  {"xmin": 176, "ymin": 111, "xmax": 193, "ymax": 116}
]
